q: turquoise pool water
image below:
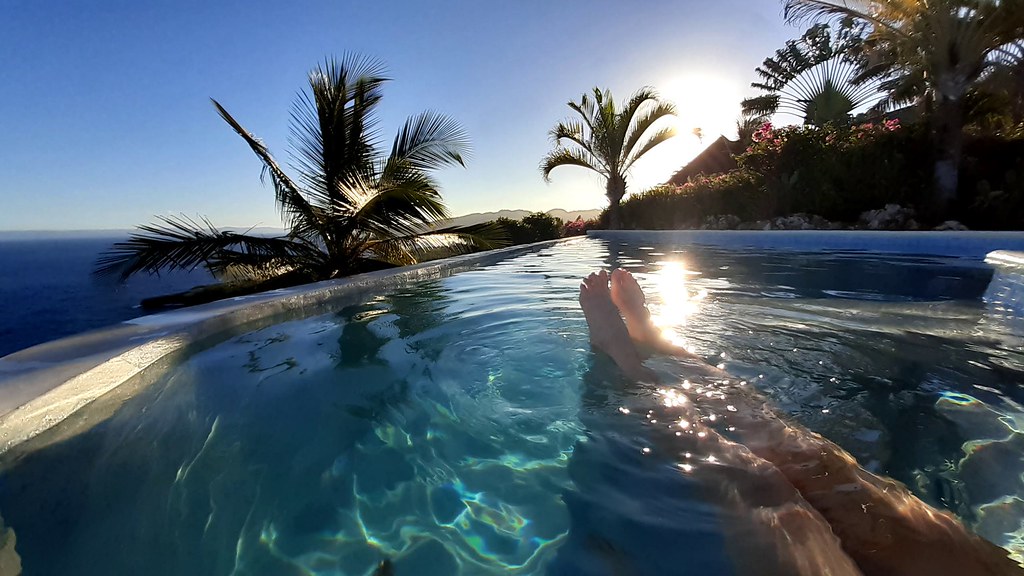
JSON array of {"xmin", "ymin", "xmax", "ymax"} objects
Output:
[{"xmin": 1, "ymin": 237, "xmax": 1022, "ymax": 575}]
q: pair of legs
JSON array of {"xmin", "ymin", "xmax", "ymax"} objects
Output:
[{"xmin": 579, "ymin": 269, "xmax": 1019, "ymax": 576}]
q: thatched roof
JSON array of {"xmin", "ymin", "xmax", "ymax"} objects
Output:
[{"xmin": 667, "ymin": 135, "xmax": 744, "ymax": 185}]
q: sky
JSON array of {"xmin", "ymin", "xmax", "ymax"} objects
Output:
[{"xmin": 0, "ymin": 0, "xmax": 802, "ymax": 231}]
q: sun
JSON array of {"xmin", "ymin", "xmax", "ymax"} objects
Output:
[{"xmin": 625, "ymin": 73, "xmax": 746, "ymax": 194}]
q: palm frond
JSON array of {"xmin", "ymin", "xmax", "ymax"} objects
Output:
[
  {"xmin": 94, "ymin": 215, "xmax": 317, "ymax": 282},
  {"xmin": 345, "ymin": 169, "xmax": 450, "ymax": 239},
  {"xmin": 540, "ymin": 147, "xmax": 607, "ymax": 182},
  {"xmin": 622, "ymin": 99, "xmax": 676, "ymax": 167},
  {"xmin": 212, "ymin": 99, "xmax": 325, "ymax": 237},
  {"xmin": 289, "ymin": 54, "xmax": 389, "ymax": 211},
  {"xmin": 566, "ymin": 93, "xmax": 599, "ymax": 139},
  {"xmin": 624, "ymin": 126, "xmax": 676, "ymax": 171},
  {"xmin": 365, "ymin": 221, "xmax": 508, "ymax": 265},
  {"xmin": 742, "ymin": 94, "xmax": 783, "ymax": 118},
  {"xmin": 389, "ymin": 111, "xmax": 470, "ymax": 172},
  {"xmin": 549, "ymin": 120, "xmax": 595, "ymax": 155},
  {"xmin": 783, "ymin": 0, "xmax": 901, "ymax": 35}
]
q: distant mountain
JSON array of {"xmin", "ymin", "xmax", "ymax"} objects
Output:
[{"xmin": 439, "ymin": 208, "xmax": 602, "ymax": 228}]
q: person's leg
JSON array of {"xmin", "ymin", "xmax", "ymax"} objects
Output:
[
  {"xmin": 579, "ymin": 271, "xmax": 863, "ymax": 575},
  {"xmin": 605, "ymin": 268, "xmax": 1021, "ymax": 575}
]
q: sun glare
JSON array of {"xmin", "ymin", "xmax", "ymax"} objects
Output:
[
  {"xmin": 648, "ymin": 260, "xmax": 707, "ymax": 349},
  {"xmin": 626, "ymin": 73, "xmax": 745, "ymax": 195}
]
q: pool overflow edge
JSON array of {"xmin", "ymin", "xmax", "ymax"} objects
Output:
[{"xmin": 0, "ymin": 237, "xmax": 581, "ymax": 461}]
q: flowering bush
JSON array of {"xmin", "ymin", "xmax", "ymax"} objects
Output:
[
  {"xmin": 562, "ymin": 216, "xmax": 599, "ymax": 236},
  {"xmin": 746, "ymin": 119, "xmax": 900, "ymax": 154},
  {"xmin": 607, "ymin": 120, "xmax": 1022, "ymax": 230},
  {"xmin": 739, "ymin": 118, "xmax": 929, "ymax": 221}
]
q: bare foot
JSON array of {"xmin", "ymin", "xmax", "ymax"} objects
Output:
[
  {"xmin": 609, "ymin": 269, "xmax": 661, "ymax": 344},
  {"xmin": 579, "ymin": 271, "xmax": 656, "ymax": 382},
  {"xmin": 610, "ymin": 269, "xmax": 705, "ymax": 362}
]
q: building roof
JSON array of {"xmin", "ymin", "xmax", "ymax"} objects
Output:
[{"xmin": 667, "ymin": 135, "xmax": 743, "ymax": 185}]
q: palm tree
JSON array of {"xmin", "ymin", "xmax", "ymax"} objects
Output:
[
  {"xmin": 742, "ymin": 23, "xmax": 882, "ymax": 126},
  {"xmin": 541, "ymin": 87, "xmax": 676, "ymax": 229},
  {"xmin": 97, "ymin": 55, "xmax": 501, "ymax": 286},
  {"xmin": 783, "ymin": 0, "xmax": 1024, "ymax": 214}
]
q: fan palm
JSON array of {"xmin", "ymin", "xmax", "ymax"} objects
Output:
[
  {"xmin": 742, "ymin": 23, "xmax": 882, "ymax": 126},
  {"xmin": 97, "ymin": 55, "xmax": 501, "ymax": 286},
  {"xmin": 978, "ymin": 40, "xmax": 1024, "ymax": 128},
  {"xmin": 541, "ymin": 87, "xmax": 676, "ymax": 229},
  {"xmin": 783, "ymin": 0, "xmax": 1024, "ymax": 213}
]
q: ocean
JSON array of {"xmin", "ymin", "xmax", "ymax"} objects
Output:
[{"xmin": 0, "ymin": 234, "xmax": 213, "ymax": 358}]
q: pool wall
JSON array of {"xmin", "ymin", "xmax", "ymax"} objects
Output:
[
  {"xmin": 4, "ymin": 230, "xmax": 1024, "ymax": 459},
  {"xmin": 589, "ymin": 230, "xmax": 1024, "ymax": 258}
]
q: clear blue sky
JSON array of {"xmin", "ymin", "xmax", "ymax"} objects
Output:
[{"xmin": 0, "ymin": 0, "xmax": 800, "ymax": 231}]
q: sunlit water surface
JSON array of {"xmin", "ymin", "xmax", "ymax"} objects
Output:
[{"xmin": 2, "ymin": 237, "xmax": 1023, "ymax": 575}]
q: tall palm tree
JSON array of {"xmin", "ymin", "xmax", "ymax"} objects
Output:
[
  {"xmin": 783, "ymin": 0, "xmax": 1024, "ymax": 214},
  {"xmin": 541, "ymin": 87, "xmax": 676, "ymax": 229},
  {"xmin": 97, "ymin": 55, "xmax": 501, "ymax": 285},
  {"xmin": 742, "ymin": 22, "xmax": 882, "ymax": 126}
]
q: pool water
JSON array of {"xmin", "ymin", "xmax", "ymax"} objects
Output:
[{"xmin": 2, "ymin": 237, "xmax": 1022, "ymax": 575}]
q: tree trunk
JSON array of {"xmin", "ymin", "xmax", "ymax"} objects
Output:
[
  {"xmin": 931, "ymin": 92, "xmax": 965, "ymax": 221},
  {"xmin": 606, "ymin": 174, "xmax": 626, "ymax": 229}
]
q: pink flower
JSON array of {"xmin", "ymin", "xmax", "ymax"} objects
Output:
[{"xmin": 751, "ymin": 122, "xmax": 775, "ymax": 143}]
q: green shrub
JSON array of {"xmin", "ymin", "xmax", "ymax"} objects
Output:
[
  {"xmin": 616, "ymin": 170, "xmax": 764, "ymax": 229},
  {"xmin": 493, "ymin": 212, "xmax": 563, "ymax": 244},
  {"xmin": 961, "ymin": 137, "xmax": 1024, "ymax": 229}
]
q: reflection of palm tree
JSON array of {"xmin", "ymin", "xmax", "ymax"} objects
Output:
[
  {"xmin": 784, "ymin": 0, "xmax": 1024, "ymax": 212},
  {"xmin": 541, "ymin": 87, "xmax": 676, "ymax": 230},
  {"xmin": 97, "ymin": 55, "xmax": 501, "ymax": 284},
  {"xmin": 741, "ymin": 23, "xmax": 881, "ymax": 126}
]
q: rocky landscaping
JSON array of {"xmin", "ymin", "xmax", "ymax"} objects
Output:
[{"xmin": 695, "ymin": 204, "xmax": 969, "ymax": 231}]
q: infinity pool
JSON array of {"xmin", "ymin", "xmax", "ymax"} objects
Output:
[{"xmin": 1, "ymin": 237, "xmax": 1022, "ymax": 575}]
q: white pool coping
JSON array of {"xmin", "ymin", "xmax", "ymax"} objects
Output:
[{"xmin": 3, "ymin": 231, "xmax": 1024, "ymax": 460}]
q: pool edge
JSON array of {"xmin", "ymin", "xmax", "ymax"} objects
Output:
[
  {"xmin": 0, "ymin": 237, "xmax": 582, "ymax": 457},
  {"xmin": 588, "ymin": 229, "xmax": 1024, "ymax": 258}
]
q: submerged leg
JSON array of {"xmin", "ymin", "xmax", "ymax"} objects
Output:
[
  {"xmin": 598, "ymin": 269, "xmax": 1021, "ymax": 575},
  {"xmin": 580, "ymin": 270, "xmax": 862, "ymax": 575},
  {"xmin": 731, "ymin": 407, "xmax": 1023, "ymax": 576}
]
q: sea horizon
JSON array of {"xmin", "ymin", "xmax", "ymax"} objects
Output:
[{"xmin": 0, "ymin": 236, "xmax": 213, "ymax": 357}]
